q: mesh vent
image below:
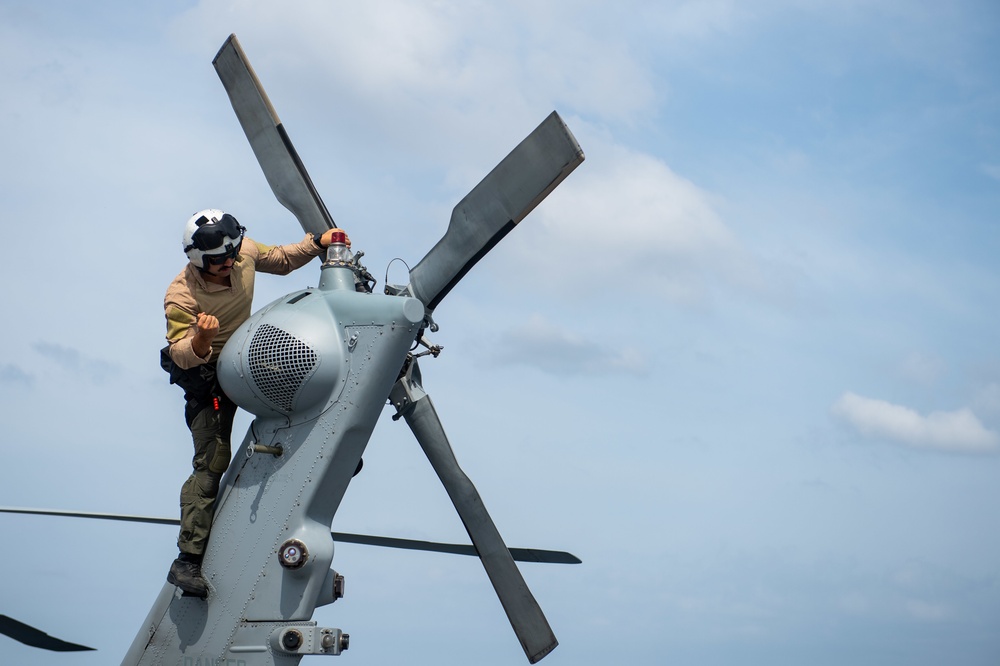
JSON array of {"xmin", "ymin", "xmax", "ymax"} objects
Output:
[{"xmin": 247, "ymin": 324, "xmax": 318, "ymax": 412}]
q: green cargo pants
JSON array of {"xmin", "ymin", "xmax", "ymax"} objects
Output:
[{"xmin": 177, "ymin": 393, "xmax": 237, "ymax": 557}]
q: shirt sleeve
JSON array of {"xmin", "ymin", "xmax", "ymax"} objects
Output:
[{"xmin": 253, "ymin": 234, "xmax": 325, "ymax": 275}]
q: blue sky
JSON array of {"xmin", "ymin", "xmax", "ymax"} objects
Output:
[{"xmin": 1, "ymin": 1, "xmax": 999, "ymax": 665}]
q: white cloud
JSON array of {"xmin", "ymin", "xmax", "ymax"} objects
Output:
[
  {"xmin": 511, "ymin": 131, "xmax": 746, "ymax": 306},
  {"xmin": 172, "ymin": 1, "xmax": 658, "ymax": 135},
  {"xmin": 504, "ymin": 128, "xmax": 813, "ymax": 312},
  {"xmin": 831, "ymin": 391, "xmax": 1000, "ymax": 453}
]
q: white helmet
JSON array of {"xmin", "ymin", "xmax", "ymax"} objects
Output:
[{"xmin": 182, "ymin": 209, "xmax": 245, "ymax": 269}]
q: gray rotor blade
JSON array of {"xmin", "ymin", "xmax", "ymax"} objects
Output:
[
  {"xmin": 408, "ymin": 111, "xmax": 584, "ymax": 311},
  {"xmin": 213, "ymin": 34, "xmax": 335, "ymax": 237},
  {"xmin": 0, "ymin": 507, "xmax": 579, "ymax": 564},
  {"xmin": 393, "ymin": 379, "xmax": 557, "ymax": 663}
]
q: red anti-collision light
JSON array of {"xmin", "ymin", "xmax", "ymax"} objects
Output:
[{"xmin": 329, "ymin": 230, "xmax": 347, "ymax": 245}]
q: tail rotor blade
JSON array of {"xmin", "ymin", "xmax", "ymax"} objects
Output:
[
  {"xmin": 408, "ymin": 111, "xmax": 584, "ymax": 311},
  {"xmin": 213, "ymin": 34, "xmax": 335, "ymax": 237},
  {"xmin": 391, "ymin": 365, "xmax": 558, "ymax": 663}
]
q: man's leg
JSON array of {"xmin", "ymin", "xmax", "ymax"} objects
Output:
[{"xmin": 169, "ymin": 396, "xmax": 236, "ymax": 597}]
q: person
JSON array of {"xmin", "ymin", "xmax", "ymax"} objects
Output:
[{"xmin": 161, "ymin": 208, "xmax": 348, "ymax": 598}]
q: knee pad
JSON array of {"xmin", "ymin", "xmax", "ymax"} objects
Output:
[{"xmin": 208, "ymin": 438, "xmax": 232, "ymax": 474}]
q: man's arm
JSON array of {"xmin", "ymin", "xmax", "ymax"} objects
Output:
[{"xmin": 254, "ymin": 228, "xmax": 350, "ymax": 275}]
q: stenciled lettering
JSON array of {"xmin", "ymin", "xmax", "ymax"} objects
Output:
[{"xmin": 182, "ymin": 657, "xmax": 247, "ymax": 666}]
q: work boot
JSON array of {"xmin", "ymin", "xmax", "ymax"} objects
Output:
[{"xmin": 167, "ymin": 555, "xmax": 208, "ymax": 598}]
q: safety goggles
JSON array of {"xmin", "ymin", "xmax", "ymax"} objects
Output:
[
  {"xmin": 188, "ymin": 213, "xmax": 245, "ymax": 252},
  {"xmin": 203, "ymin": 242, "xmax": 243, "ymax": 265}
]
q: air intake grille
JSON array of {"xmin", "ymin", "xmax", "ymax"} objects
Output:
[{"xmin": 247, "ymin": 324, "xmax": 318, "ymax": 412}]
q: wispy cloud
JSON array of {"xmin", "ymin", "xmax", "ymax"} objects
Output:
[
  {"xmin": 973, "ymin": 382, "xmax": 1000, "ymax": 420},
  {"xmin": 904, "ymin": 598, "xmax": 953, "ymax": 622},
  {"xmin": 982, "ymin": 164, "xmax": 1000, "ymax": 183},
  {"xmin": 493, "ymin": 314, "xmax": 648, "ymax": 376},
  {"xmin": 831, "ymin": 391, "xmax": 999, "ymax": 453},
  {"xmin": 898, "ymin": 352, "xmax": 947, "ymax": 386},
  {"xmin": 0, "ymin": 363, "xmax": 33, "ymax": 386},
  {"xmin": 33, "ymin": 342, "xmax": 120, "ymax": 383}
]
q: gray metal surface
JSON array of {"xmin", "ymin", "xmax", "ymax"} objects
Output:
[{"xmin": 213, "ymin": 34, "xmax": 336, "ymax": 237}]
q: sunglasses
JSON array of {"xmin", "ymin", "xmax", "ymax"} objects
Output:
[{"xmin": 188, "ymin": 213, "xmax": 245, "ymax": 252}]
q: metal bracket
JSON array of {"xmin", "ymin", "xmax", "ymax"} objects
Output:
[
  {"xmin": 389, "ymin": 357, "xmax": 427, "ymax": 421},
  {"xmin": 270, "ymin": 625, "xmax": 349, "ymax": 656},
  {"xmin": 246, "ymin": 442, "xmax": 284, "ymax": 458}
]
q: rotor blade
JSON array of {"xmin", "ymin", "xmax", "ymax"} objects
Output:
[
  {"xmin": 0, "ymin": 615, "xmax": 94, "ymax": 652},
  {"xmin": 0, "ymin": 507, "xmax": 579, "ymax": 564},
  {"xmin": 408, "ymin": 111, "xmax": 584, "ymax": 311},
  {"xmin": 0, "ymin": 507, "xmax": 178, "ymax": 525},
  {"xmin": 333, "ymin": 532, "xmax": 580, "ymax": 565},
  {"xmin": 212, "ymin": 33, "xmax": 335, "ymax": 237},
  {"xmin": 399, "ymin": 394, "xmax": 558, "ymax": 663}
]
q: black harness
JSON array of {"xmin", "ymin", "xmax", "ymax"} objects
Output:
[{"xmin": 160, "ymin": 346, "xmax": 229, "ymax": 425}]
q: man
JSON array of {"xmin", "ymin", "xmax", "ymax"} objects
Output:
[{"xmin": 161, "ymin": 208, "xmax": 347, "ymax": 598}]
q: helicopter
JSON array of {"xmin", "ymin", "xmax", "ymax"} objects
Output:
[{"xmin": 0, "ymin": 33, "xmax": 584, "ymax": 665}]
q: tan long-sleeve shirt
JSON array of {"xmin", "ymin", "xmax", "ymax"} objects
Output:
[{"xmin": 164, "ymin": 235, "xmax": 324, "ymax": 369}]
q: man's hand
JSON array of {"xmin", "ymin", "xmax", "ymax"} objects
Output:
[
  {"xmin": 318, "ymin": 227, "xmax": 351, "ymax": 248},
  {"xmin": 192, "ymin": 312, "xmax": 220, "ymax": 360}
]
